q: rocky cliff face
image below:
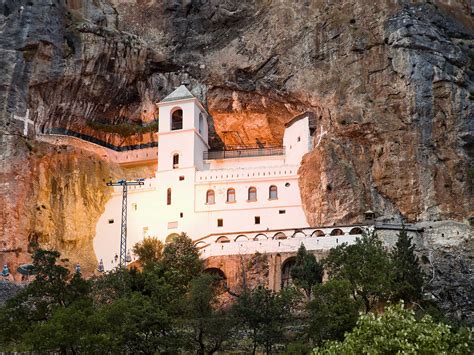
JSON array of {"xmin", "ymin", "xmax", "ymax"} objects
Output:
[{"xmin": 0, "ymin": 0, "xmax": 472, "ymax": 319}]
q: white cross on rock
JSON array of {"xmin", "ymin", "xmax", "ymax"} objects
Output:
[
  {"xmin": 13, "ymin": 109, "xmax": 33, "ymax": 136},
  {"xmin": 315, "ymin": 126, "xmax": 327, "ymax": 147}
]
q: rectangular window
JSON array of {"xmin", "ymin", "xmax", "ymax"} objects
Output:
[
  {"xmin": 217, "ymin": 219, "xmax": 223, "ymax": 227},
  {"xmin": 279, "ymin": 210, "xmax": 286, "ymax": 214},
  {"xmin": 180, "ymin": 212, "xmax": 183, "ymax": 218},
  {"xmin": 108, "ymin": 219, "xmax": 114, "ymax": 224},
  {"xmin": 179, "ymin": 176, "xmax": 185, "ymax": 181},
  {"xmin": 168, "ymin": 221, "xmax": 178, "ymax": 229},
  {"xmin": 255, "ymin": 216, "xmax": 260, "ymax": 224},
  {"xmin": 167, "ymin": 188, "xmax": 172, "ymax": 205},
  {"xmin": 132, "ymin": 203, "xmax": 137, "ymax": 211}
]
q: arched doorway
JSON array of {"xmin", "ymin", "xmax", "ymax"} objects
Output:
[
  {"xmin": 203, "ymin": 267, "xmax": 227, "ymax": 294},
  {"xmin": 281, "ymin": 257, "xmax": 296, "ymax": 289}
]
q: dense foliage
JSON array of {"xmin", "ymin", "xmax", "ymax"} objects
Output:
[
  {"xmin": 324, "ymin": 229, "xmax": 393, "ymax": 313},
  {"xmin": 308, "ymin": 280, "xmax": 361, "ymax": 345},
  {"xmin": 390, "ymin": 226, "xmax": 424, "ymax": 303},
  {"xmin": 290, "ymin": 244, "xmax": 324, "ymax": 300},
  {"xmin": 0, "ymin": 230, "xmax": 471, "ymax": 353},
  {"xmin": 313, "ymin": 303, "xmax": 473, "ymax": 354}
]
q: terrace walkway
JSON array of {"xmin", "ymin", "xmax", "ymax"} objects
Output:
[{"xmin": 195, "ymin": 225, "xmax": 367, "ymax": 258}]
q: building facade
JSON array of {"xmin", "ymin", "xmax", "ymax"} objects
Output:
[{"xmin": 93, "ymin": 86, "xmax": 314, "ymax": 270}]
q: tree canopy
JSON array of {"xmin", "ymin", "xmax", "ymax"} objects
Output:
[
  {"xmin": 313, "ymin": 303, "xmax": 473, "ymax": 354},
  {"xmin": 290, "ymin": 244, "xmax": 324, "ymax": 299},
  {"xmin": 324, "ymin": 228, "xmax": 393, "ymax": 312},
  {"xmin": 391, "ymin": 226, "xmax": 424, "ymax": 303},
  {"xmin": 308, "ymin": 279, "xmax": 361, "ymax": 345},
  {"xmin": 0, "ymin": 231, "xmax": 468, "ymax": 353},
  {"xmin": 132, "ymin": 237, "xmax": 164, "ymax": 268}
]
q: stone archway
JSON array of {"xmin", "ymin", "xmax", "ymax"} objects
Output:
[
  {"xmin": 203, "ymin": 267, "xmax": 227, "ymax": 294},
  {"xmin": 281, "ymin": 256, "xmax": 296, "ymax": 288}
]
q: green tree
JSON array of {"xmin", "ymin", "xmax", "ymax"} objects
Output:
[
  {"xmin": 0, "ymin": 249, "xmax": 91, "ymax": 351},
  {"xmin": 233, "ymin": 286, "xmax": 299, "ymax": 354},
  {"xmin": 184, "ymin": 273, "xmax": 236, "ymax": 354},
  {"xmin": 22, "ymin": 300, "xmax": 114, "ymax": 353},
  {"xmin": 101, "ymin": 292, "xmax": 177, "ymax": 354},
  {"xmin": 133, "ymin": 237, "xmax": 164, "ymax": 268},
  {"xmin": 162, "ymin": 233, "xmax": 203, "ymax": 292},
  {"xmin": 307, "ymin": 280, "xmax": 361, "ymax": 345},
  {"xmin": 324, "ymin": 229, "xmax": 392, "ymax": 312},
  {"xmin": 313, "ymin": 303, "xmax": 473, "ymax": 354},
  {"xmin": 290, "ymin": 244, "xmax": 324, "ymax": 299},
  {"xmin": 391, "ymin": 226, "xmax": 424, "ymax": 303}
]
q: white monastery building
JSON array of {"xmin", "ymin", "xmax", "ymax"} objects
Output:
[{"xmin": 93, "ymin": 86, "xmax": 328, "ymax": 270}]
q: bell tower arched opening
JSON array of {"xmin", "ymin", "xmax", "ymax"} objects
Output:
[{"xmin": 171, "ymin": 108, "xmax": 183, "ymax": 130}]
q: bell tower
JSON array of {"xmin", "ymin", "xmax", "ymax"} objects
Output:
[{"xmin": 156, "ymin": 85, "xmax": 209, "ymax": 172}]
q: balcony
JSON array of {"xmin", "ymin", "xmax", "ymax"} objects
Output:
[{"xmin": 204, "ymin": 146, "xmax": 285, "ymax": 160}]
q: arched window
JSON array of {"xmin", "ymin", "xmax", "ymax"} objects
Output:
[
  {"xmin": 269, "ymin": 185, "xmax": 278, "ymax": 200},
  {"xmin": 199, "ymin": 113, "xmax": 204, "ymax": 134},
  {"xmin": 206, "ymin": 190, "xmax": 215, "ymax": 205},
  {"xmin": 216, "ymin": 236, "xmax": 230, "ymax": 243},
  {"xmin": 172, "ymin": 153, "xmax": 179, "ymax": 169},
  {"xmin": 254, "ymin": 233, "xmax": 268, "ymax": 241},
  {"xmin": 235, "ymin": 235, "xmax": 248, "ymax": 242},
  {"xmin": 227, "ymin": 188, "xmax": 236, "ymax": 203},
  {"xmin": 248, "ymin": 187, "xmax": 257, "ymax": 201},
  {"xmin": 171, "ymin": 108, "xmax": 183, "ymax": 130},
  {"xmin": 167, "ymin": 188, "xmax": 172, "ymax": 205},
  {"xmin": 349, "ymin": 227, "xmax": 363, "ymax": 235},
  {"xmin": 330, "ymin": 228, "xmax": 344, "ymax": 236},
  {"xmin": 166, "ymin": 233, "xmax": 179, "ymax": 243},
  {"xmin": 281, "ymin": 257, "xmax": 296, "ymax": 288},
  {"xmin": 274, "ymin": 232, "xmax": 287, "ymax": 240},
  {"xmin": 312, "ymin": 230, "xmax": 325, "ymax": 237}
]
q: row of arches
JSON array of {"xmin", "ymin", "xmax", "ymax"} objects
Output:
[
  {"xmin": 203, "ymin": 227, "xmax": 364, "ymax": 244},
  {"xmin": 206, "ymin": 185, "xmax": 278, "ymax": 204}
]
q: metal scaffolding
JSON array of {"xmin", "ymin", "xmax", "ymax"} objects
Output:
[{"xmin": 106, "ymin": 179, "xmax": 144, "ymax": 267}]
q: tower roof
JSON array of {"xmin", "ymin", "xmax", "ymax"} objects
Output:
[{"xmin": 160, "ymin": 85, "xmax": 195, "ymax": 103}]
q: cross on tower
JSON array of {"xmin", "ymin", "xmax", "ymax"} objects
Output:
[{"xmin": 13, "ymin": 109, "xmax": 33, "ymax": 136}]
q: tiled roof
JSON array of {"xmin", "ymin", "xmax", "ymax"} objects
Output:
[{"xmin": 160, "ymin": 85, "xmax": 195, "ymax": 102}]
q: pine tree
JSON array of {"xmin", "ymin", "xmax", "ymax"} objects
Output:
[
  {"xmin": 324, "ymin": 229, "xmax": 392, "ymax": 313},
  {"xmin": 391, "ymin": 226, "xmax": 424, "ymax": 303},
  {"xmin": 290, "ymin": 244, "xmax": 324, "ymax": 299}
]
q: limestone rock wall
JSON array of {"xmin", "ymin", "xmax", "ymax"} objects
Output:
[{"xmin": 0, "ymin": 0, "xmax": 473, "ymax": 318}]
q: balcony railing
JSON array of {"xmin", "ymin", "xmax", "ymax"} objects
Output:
[{"xmin": 204, "ymin": 146, "xmax": 285, "ymax": 160}]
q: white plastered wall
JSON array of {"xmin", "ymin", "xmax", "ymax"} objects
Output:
[{"xmin": 93, "ymin": 106, "xmax": 313, "ymax": 270}]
